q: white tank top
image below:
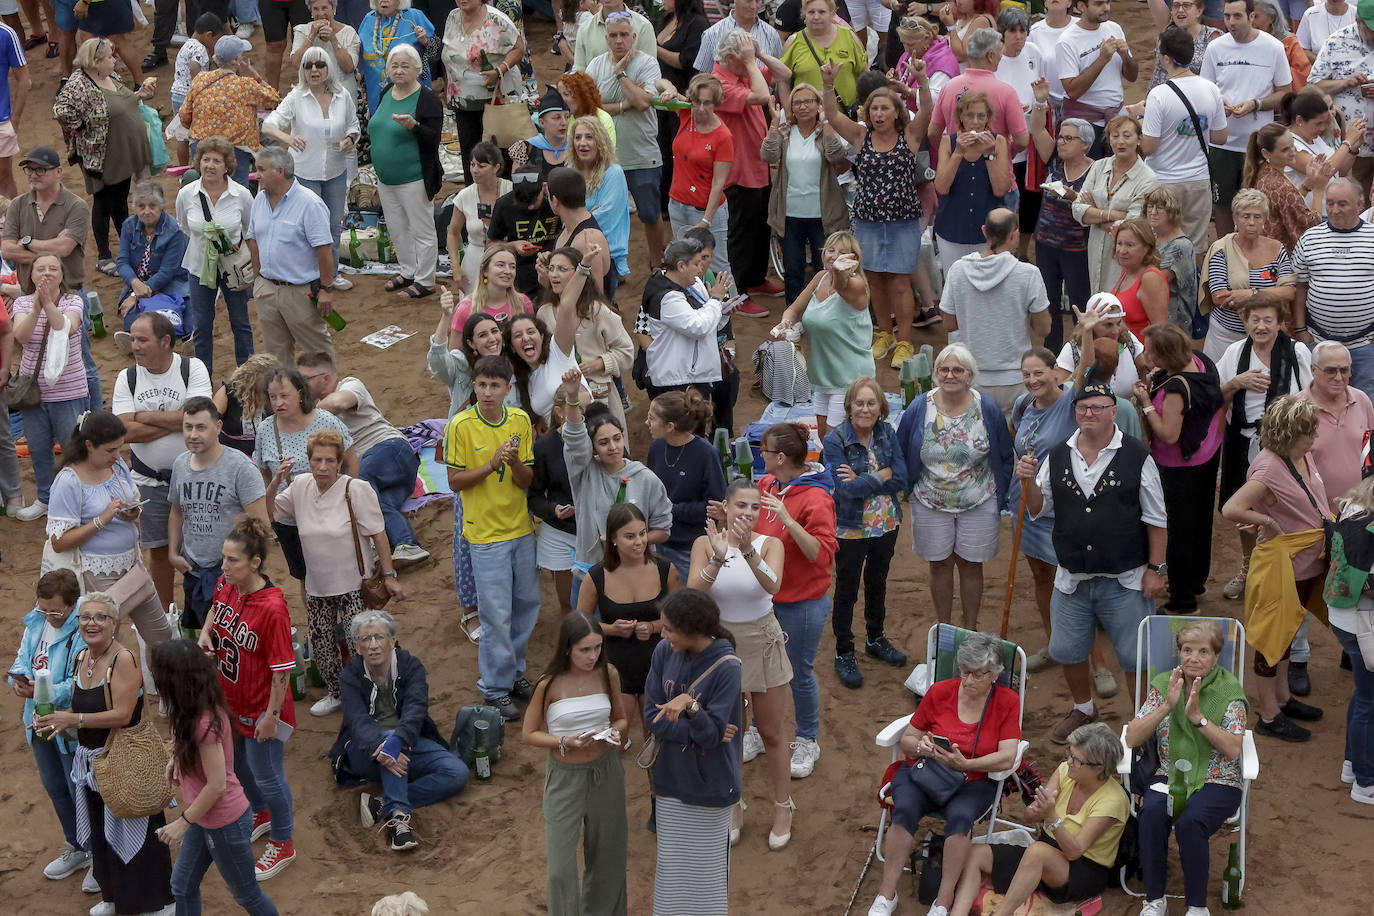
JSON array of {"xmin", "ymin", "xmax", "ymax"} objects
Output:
[
  {"xmin": 545, "ymin": 693, "xmax": 612, "ymax": 738},
  {"xmin": 712, "ymin": 534, "xmax": 775, "ymax": 624}
]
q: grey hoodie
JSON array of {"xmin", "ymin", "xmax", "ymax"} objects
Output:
[
  {"xmin": 563, "ymin": 418, "xmax": 674, "ymax": 567},
  {"xmin": 939, "ymin": 250, "xmax": 1050, "ymax": 386}
]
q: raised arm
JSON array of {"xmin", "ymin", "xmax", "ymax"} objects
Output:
[{"xmin": 820, "ymin": 60, "xmax": 866, "ymax": 147}]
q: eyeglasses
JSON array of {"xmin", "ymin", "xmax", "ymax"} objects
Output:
[
  {"xmin": 1075, "ymin": 403, "xmax": 1115, "ymax": 415},
  {"xmin": 792, "ymin": 97, "xmax": 818, "ymax": 106},
  {"xmin": 1067, "ymin": 749, "xmax": 1095, "ymax": 767},
  {"xmin": 356, "ymin": 633, "xmax": 392, "ymax": 645},
  {"xmin": 21, "ymin": 164, "xmax": 52, "ymax": 175},
  {"xmin": 1057, "ymin": 134, "xmax": 1085, "ymax": 143},
  {"xmin": 960, "ymin": 668, "xmax": 994, "ymax": 681},
  {"xmin": 1318, "ymin": 365, "xmax": 1353, "ymax": 376},
  {"xmin": 936, "ymin": 366, "xmax": 968, "ymax": 377},
  {"xmin": 899, "ymin": 16, "xmax": 924, "ymax": 29},
  {"xmin": 303, "ymin": 60, "xmax": 329, "ymax": 70},
  {"xmin": 299, "ymin": 371, "xmax": 328, "ymax": 382},
  {"xmin": 79, "ymin": 614, "xmax": 114, "ymax": 625}
]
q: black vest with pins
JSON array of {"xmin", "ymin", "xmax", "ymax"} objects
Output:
[{"xmin": 1049, "ymin": 436, "xmax": 1150, "ymax": 575}]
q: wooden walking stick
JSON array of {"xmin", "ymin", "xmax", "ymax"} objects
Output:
[{"xmin": 1000, "ymin": 446, "xmax": 1034, "ymax": 639}]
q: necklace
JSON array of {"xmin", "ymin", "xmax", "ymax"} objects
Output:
[
  {"xmin": 84, "ymin": 642, "xmax": 115, "ymax": 678},
  {"xmin": 369, "ymin": 12, "xmax": 400, "ymax": 59},
  {"xmin": 662, "ymin": 442, "xmax": 686, "ymax": 468}
]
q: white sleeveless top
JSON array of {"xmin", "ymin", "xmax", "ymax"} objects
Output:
[
  {"xmin": 545, "ymin": 693, "xmax": 612, "ymax": 738},
  {"xmin": 712, "ymin": 534, "xmax": 775, "ymax": 624}
]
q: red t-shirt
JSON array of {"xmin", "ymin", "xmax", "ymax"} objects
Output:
[
  {"xmin": 909, "ymin": 679, "xmax": 1022, "ymax": 781},
  {"xmin": 207, "ymin": 578, "xmax": 298, "ymax": 737},
  {"xmin": 176, "ymin": 710, "xmax": 250, "ymax": 828},
  {"xmin": 753, "ymin": 473, "xmax": 838, "ymax": 603},
  {"xmin": 712, "ymin": 63, "xmax": 770, "ymax": 189},
  {"xmin": 670, "ymin": 110, "xmax": 735, "ymax": 211}
]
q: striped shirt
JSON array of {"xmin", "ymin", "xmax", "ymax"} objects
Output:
[
  {"xmin": 1293, "ymin": 220, "xmax": 1374, "ymax": 343},
  {"xmin": 1206, "ymin": 247, "xmax": 1294, "ymax": 334}
]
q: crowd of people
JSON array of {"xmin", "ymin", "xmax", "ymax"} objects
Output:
[{"xmin": 2, "ymin": 0, "xmax": 1374, "ymax": 913}]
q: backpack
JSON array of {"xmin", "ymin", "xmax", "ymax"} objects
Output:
[
  {"xmin": 1324, "ymin": 513, "xmax": 1374, "ymax": 609},
  {"xmin": 122, "ymin": 353, "xmax": 191, "ymax": 401},
  {"xmin": 752, "ymin": 339, "xmax": 811, "ymax": 405},
  {"xmin": 449, "ymin": 704, "xmax": 505, "ymax": 766}
]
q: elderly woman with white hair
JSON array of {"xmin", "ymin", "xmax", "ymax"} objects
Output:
[
  {"xmin": 264, "ymin": 47, "xmax": 362, "ymax": 292},
  {"xmin": 1201, "ymin": 187, "xmax": 1297, "ymax": 362},
  {"xmin": 948, "ymin": 722, "xmax": 1128, "ymax": 916},
  {"xmin": 1252, "ymin": 0, "xmax": 1310, "ymax": 89},
  {"xmin": 114, "ymin": 179, "xmax": 190, "ymax": 334},
  {"xmin": 358, "ymin": 0, "xmax": 435, "ymax": 115},
  {"xmin": 895, "ymin": 344, "xmax": 1015, "ymax": 630},
  {"xmin": 369, "ymin": 42, "xmax": 444, "ymax": 299},
  {"xmin": 867, "ymin": 631, "xmax": 1023, "ymax": 916},
  {"xmin": 289, "ymin": 0, "xmax": 362, "ymax": 99}
]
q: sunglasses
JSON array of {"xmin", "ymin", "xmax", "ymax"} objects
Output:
[
  {"xmin": 303, "ymin": 60, "xmax": 329, "ymax": 70},
  {"xmin": 606, "ymin": 9, "xmax": 633, "ymax": 20}
]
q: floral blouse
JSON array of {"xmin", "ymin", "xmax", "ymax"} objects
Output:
[
  {"xmin": 852, "ymin": 129, "xmax": 923, "ymax": 224},
  {"xmin": 913, "ymin": 391, "xmax": 996, "ymax": 513},
  {"xmin": 179, "ymin": 71, "xmax": 281, "ymax": 148},
  {"xmin": 441, "ymin": 5, "xmax": 520, "ymax": 107},
  {"xmin": 1138, "ymin": 686, "xmax": 1247, "ymax": 789},
  {"xmin": 838, "ymin": 443, "xmax": 901, "ymax": 539}
]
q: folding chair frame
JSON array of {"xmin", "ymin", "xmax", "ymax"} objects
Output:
[
  {"xmin": 1114, "ymin": 615, "xmax": 1259, "ymax": 900},
  {"xmin": 874, "ymin": 624, "xmax": 1032, "ymax": 864}
]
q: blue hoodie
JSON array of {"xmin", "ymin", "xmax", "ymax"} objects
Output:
[
  {"xmin": 8, "ymin": 605, "xmax": 82, "ymax": 751},
  {"xmin": 644, "ymin": 637, "xmax": 743, "ymax": 809}
]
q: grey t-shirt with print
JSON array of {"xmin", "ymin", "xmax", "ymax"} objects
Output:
[{"xmin": 169, "ymin": 448, "xmax": 267, "ymax": 568}]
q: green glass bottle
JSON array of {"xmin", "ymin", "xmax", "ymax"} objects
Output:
[
  {"xmin": 473, "ymin": 719, "xmax": 492, "ymax": 782},
  {"xmin": 324, "ymin": 309, "xmax": 347, "ymax": 332},
  {"xmin": 713, "ymin": 427, "xmax": 731, "ymax": 477},
  {"xmin": 377, "ymin": 221, "xmax": 393, "ymax": 263},
  {"xmin": 650, "ymin": 97, "xmax": 692, "ymax": 112},
  {"xmin": 33, "ymin": 670, "xmax": 56, "ymax": 742},
  {"xmin": 479, "ymin": 49, "xmax": 495, "ymax": 72},
  {"xmin": 733, "ymin": 436, "xmax": 752, "ymax": 482},
  {"xmin": 1167, "ymin": 758, "xmax": 1193, "ymax": 821},
  {"xmin": 900, "ymin": 358, "xmax": 917, "ymax": 407},
  {"xmin": 614, "ymin": 476, "xmax": 628, "ymax": 503},
  {"xmin": 89, "ymin": 292, "xmax": 107, "ymax": 339},
  {"xmin": 1220, "ymin": 842, "xmax": 1244, "ymax": 909},
  {"xmin": 348, "ymin": 227, "xmax": 363, "ymax": 269}
]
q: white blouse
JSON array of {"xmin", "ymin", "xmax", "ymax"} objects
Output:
[
  {"xmin": 263, "ymin": 87, "xmax": 360, "ymax": 181},
  {"xmin": 174, "ymin": 178, "xmax": 255, "ymax": 277}
]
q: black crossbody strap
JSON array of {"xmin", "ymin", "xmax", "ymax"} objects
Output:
[{"xmin": 1164, "ymin": 80, "xmax": 1211, "ymax": 163}]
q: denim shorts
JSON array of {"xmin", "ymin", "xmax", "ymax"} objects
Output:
[
  {"xmin": 1048, "ymin": 576, "xmax": 1151, "ymax": 669},
  {"xmin": 625, "ymin": 167, "xmax": 663, "ymax": 225}
]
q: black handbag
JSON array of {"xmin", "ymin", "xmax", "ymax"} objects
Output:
[{"xmin": 905, "ymin": 690, "xmax": 994, "ymax": 806}]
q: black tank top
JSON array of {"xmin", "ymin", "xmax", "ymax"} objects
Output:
[
  {"xmin": 589, "ymin": 555, "xmax": 672, "ymax": 624},
  {"xmin": 71, "ymin": 647, "xmax": 144, "ymax": 750}
]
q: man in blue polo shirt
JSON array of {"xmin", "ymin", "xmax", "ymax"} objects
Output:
[
  {"xmin": 0, "ymin": 20, "xmax": 29, "ymax": 198},
  {"xmin": 245, "ymin": 145, "xmax": 336, "ymax": 368}
]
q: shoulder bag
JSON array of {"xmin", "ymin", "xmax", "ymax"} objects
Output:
[
  {"xmin": 199, "ymin": 191, "xmax": 255, "ymax": 291},
  {"xmin": 637, "ymin": 652, "xmax": 741, "ymax": 769},
  {"xmin": 6, "ymin": 318, "xmax": 51, "ymax": 411},
  {"xmin": 88, "ymin": 649, "xmax": 176, "ymax": 819},
  {"xmin": 344, "ymin": 478, "xmax": 391, "ymax": 610},
  {"xmin": 900, "ymin": 689, "xmax": 993, "ymax": 807},
  {"xmin": 1282, "ymin": 453, "xmax": 1335, "ymax": 559},
  {"xmin": 80, "ymin": 468, "xmax": 158, "ymax": 615}
]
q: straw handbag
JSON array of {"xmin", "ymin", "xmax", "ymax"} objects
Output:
[{"xmin": 88, "ymin": 651, "xmax": 174, "ymax": 819}]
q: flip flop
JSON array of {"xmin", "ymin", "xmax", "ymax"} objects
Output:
[
  {"xmin": 97, "ymin": 259, "xmax": 118, "ymax": 276},
  {"xmin": 384, "ymin": 274, "xmax": 412, "ymax": 291},
  {"xmin": 400, "ymin": 283, "xmax": 434, "ymax": 299},
  {"xmin": 23, "ymin": 33, "xmax": 46, "ymax": 51}
]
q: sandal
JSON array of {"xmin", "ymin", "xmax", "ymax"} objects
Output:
[
  {"xmin": 399, "ymin": 283, "xmax": 434, "ymax": 299},
  {"xmin": 97, "ymin": 259, "xmax": 118, "ymax": 276},
  {"xmin": 23, "ymin": 33, "xmax": 46, "ymax": 51},
  {"xmin": 46, "ymin": 41, "xmax": 58, "ymax": 59},
  {"xmin": 384, "ymin": 274, "xmax": 412, "ymax": 292}
]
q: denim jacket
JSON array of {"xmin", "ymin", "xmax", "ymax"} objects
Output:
[
  {"xmin": 117, "ymin": 211, "xmax": 190, "ymax": 303},
  {"xmin": 895, "ymin": 390, "xmax": 1015, "ymax": 512},
  {"xmin": 8, "ymin": 606, "xmax": 81, "ymax": 751},
  {"xmin": 821, "ymin": 419, "xmax": 909, "ymax": 530}
]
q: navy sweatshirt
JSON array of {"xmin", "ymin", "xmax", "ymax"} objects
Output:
[
  {"xmin": 647, "ymin": 435, "xmax": 727, "ymax": 552},
  {"xmin": 644, "ymin": 637, "xmax": 743, "ymax": 808}
]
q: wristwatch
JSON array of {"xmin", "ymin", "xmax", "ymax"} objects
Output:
[
  {"xmin": 1147, "ymin": 562, "xmax": 1168, "ymax": 576},
  {"xmin": 1194, "ymin": 716, "xmax": 1209, "ymax": 729},
  {"xmin": 20, "ymin": 235, "xmax": 31, "ymax": 249},
  {"xmin": 382, "ymin": 570, "xmax": 398, "ymax": 579},
  {"xmin": 685, "ymin": 699, "xmax": 700, "ymax": 718}
]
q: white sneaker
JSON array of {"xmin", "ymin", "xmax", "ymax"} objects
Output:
[
  {"xmin": 1353, "ymin": 781, "xmax": 1374, "ymax": 805},
  {"xmin": 1342, "ymin": 759, "xmax": 1356, "ymax": 784},
  {"xmin": 741, "ymin": 724, "xmax": 764, "ymax": 763},
  {"xmin": 82, "ymin": 866, "xmax": 99, "ymax": 893},
  {"xmin": 928, "ymin": 907, "xmax": 950, "ymax": 916},
  {"xmin": 15, "ymin": 500, "xmax": 47, "ymax": 521},
  {"xmin": 1185, "ymin": 908, "xmax": 1211, "ymax": 916},
  {"xmin": 90, "ymin": 903, "xmax": 114, "ymax": 916},
  {"xmin": 310, "ymin": 694, "xmax": 342, "ymax": 716},
  {"xmin": 43, "ymin": 843, "xmax": 90, "ymax": 879},
  {"xmin": 235, "ymin": 23, "xmax": 254, "ymax": 39},
  {"xmin": 392, "ymin": 543, "xmax": 430, "ymax": 565},
  {"xmin": 4, "ymin": 498, "xmax": 23, "ymax": 515},
  {"xmin": 789, "ymin": 737, "xmax": 821, "ymax": 778},
  {"xmin": 867, "ymin": 895, "xmax": 898, "ymax": 916},
  {"xmin": 1140, "ymin": 899, "xmax": 1167, "ymax": 916},
  {"xmin": 332, "ymin": 275, "xmax": 353, "ymax": 291}
]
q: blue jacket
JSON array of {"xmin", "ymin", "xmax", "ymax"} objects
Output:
[
  {"xmin": 8, "ymin": 605, "xmax": 82, "ymax": 751},
  {"xmin": 117, "ymin": 211, "xmax": 189, "ymax": 303},
  {"xmin": 644, "ymin": 637, "xmax": 743, "ymax": 809},
  {"xmin": 329, "ymin": 646, "xmax": 447, "ymax": 779},
  {"xmin": 895, "ymin": 390, "xmax": 1015, "ymax": 512},
  {"xmin": 822, "ymin": 419, "xmax": 909, "ymax": 530}
]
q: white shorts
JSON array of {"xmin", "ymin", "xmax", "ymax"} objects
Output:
[
  {"xmin": 847, "ymin": 0, "xmax": 892, "ymax": 32},
  {"xmin": 909, "ymin": 495, "xmax": 1002, "ymax": 563},
  {"xmin": 0, "ymin": 0, "xmax": 18, "ymax": 16},
  {"xmin": 536, "ymin": 523, "xmax": 577, "ymax": 572},
  {"xmin": 813, "ymin": 387, "xmax": 847, "ymax": 429}
]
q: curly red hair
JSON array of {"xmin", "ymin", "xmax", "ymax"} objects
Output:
[{"xmin": 557, "ymin": 71, "xmax": 604, "ymax": 118}]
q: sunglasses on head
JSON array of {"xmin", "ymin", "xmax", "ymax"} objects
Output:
[{"xmin": 606, "ymin": 9, "xmax": 633, "ymax": 20}]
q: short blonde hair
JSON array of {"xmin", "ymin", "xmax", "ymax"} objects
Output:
[
  {"xmin": 687, "ymin": 72, "xmax": 723, "ymax": 106},
  {"xmin": 1231, "ymin": 188, "xmax": 1270, "ymax": 218},
  {"xmin": 1258, "ymin": 394, "xmax": 1319, "ymax": 454},
  {"xmin": 843, "ymin": 376, "xmax": 889, "ymax": 421},
  {"xmin": 194, "ymin": 136, "xmax": 238, "ymax": 172},
  {"xmin": 1237, "ymin": 289, "xmax": 1290, "ymax": 326},
  {"xmin": 1175, "ymin": 620, "xmax": 1225, "ymax": 654},
  {"xmin": 74, "ymin": 36, "xmax": 112, "ymax": 73},
  {"xmin": 306, "ymin": 428, "xmax": 347, "ymax": 462},
  {"xmin": 1105, "ymin": 113, "xmax": 1142, "ymax": 157},
  {"xmin": 897, "ymin": 16, "xmax": 938, "ymax": 42}
]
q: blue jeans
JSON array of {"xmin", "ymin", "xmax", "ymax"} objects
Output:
[
  {"xmin": 297, "ymin": 173, "xmax": 348, "ymax": 272},
  {"xmin": 24, "ymin": 398, "xmax": 89, "ymax": 503},
  {"xmin": 1048, "ymin": 577, "xmax": 1150, "ymax": 670},
  {"xmin": 77, "ymin": 288, "xmax": 102, "ymax": 407},
  {"xmin": 773, "ymin": 596, "xmax": 831, "ymax": 740},
  {"xmin": 232, "ymin": 0, "xmax": 260, "ymax": 23},
  {"xmin": 233, "ymin": 733, "xmax": 293, "ymax": 843},
  {"xmin": 189, "ymin": 274, "xmax": 255, "ymax": 377},
  {"xmin": 343, "ymin": 735, "xmax": 469, "ymax": 817},
  {"xmin": 668, "ymin": 198, "xmax": 736, "ymax": 297},
  {"xmin": 32, "ymin": 739, "xmax": 81, "ymax": 848},
  {"xmin": 358, "ymin": 437, "xmax": 420, "ymax": 549},
  {"xmin": 470, "ymin": 533, "xmax": 541, "ymax": 700},
  {"xmin": 657, "ymin": 545, "xmax": 692, "ymax": 584},
  {"xmin": 782, "ymin": 216, "xmax": 825, "ymax": 307},
  {"xmin": 171, "ymin": 807, "xmax": 279, "ymax": 916},
  {"xmin": 1334, "ymin": 625, "xmax": 1374, "ymax": 789}
]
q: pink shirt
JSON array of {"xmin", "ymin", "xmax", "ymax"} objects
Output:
[
  {"xmin": 177, "ymin": 710, "xmax": 249, "ymax": 829},
  {"xmin": 929, "ymin": 68, "xmax": 1029, "ymax": 144},
  {"xmin": 1149, "ymin": 356, "xmax": 1225, "ymax": 468},
  {"xmin": 1299, "ymin": 385, "xmax": 1374, "ymax": 513},
  {"xmin": 11, "ymin": 294, "xmax": 88, "ymax": 402},
  {"xmin": 275, "ymin": 474, "xmax": 385, "ymax": 597},
  {"xmin": 1247, "ymin": 449, "xmax": 1330, "ymax": 580},
  {"xmin": 449, "ymin": 291, "xmax": 533, "ymax": 332},
  {"xmin": 712, "ymin": 63, "xmax": 770, "ymax": 189}
]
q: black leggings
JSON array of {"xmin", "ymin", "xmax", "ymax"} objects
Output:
[
  {"xmin": 832, "ymin": 529, "xmax": 899, "ymax": 655},
  {"xmin": 90, "ymin": 177, "xmax": 131, "ymax": 260}
]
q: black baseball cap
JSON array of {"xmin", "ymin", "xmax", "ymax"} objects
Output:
[
  {"xmin": 19, "ymin": 147, "xmax": 60, "ymax": 169},
  {"xmin": 1074, "ymin": 381, "xmax": 1116, "ymax": 404}
]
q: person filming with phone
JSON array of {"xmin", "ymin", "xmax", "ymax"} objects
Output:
[{"xmin": 640, "ymin": 237, "xmax": 733, "ymax": 401}]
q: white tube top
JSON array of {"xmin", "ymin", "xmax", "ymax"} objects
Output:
[{"xmin": 545, "ymin": 693, "xmax": 612, "ymax": 738}]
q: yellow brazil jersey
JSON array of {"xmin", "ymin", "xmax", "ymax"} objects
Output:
[{"xmin": 442, "ymin": 405, "xmax": 535, "ymax": 545}]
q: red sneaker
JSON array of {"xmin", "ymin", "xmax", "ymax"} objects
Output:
[
  {"xmin": 735, "ymin": 297, "xmax": 771, "ymax": 318},
  {"xmin": 254, "ymin": 839, "xmax": 295, "ymax": 880},
  {"xmin": 250, "ymin": 809, "xmax": 271, "ymax": 841},
  {"xmin": 747, "ymin": 279, "xmax": 785, "ymax": 296}
]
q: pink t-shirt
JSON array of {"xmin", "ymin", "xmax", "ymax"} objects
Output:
[
  {"xmin": 1148, "ymin": 356, "xmax": 1225, "ymax": 469},
  {"xmin": 10, "ymin": 294, "xmax": 88, "ymax": 402},
  {"xmin": 712, "ymin": 63, "xmax": 770, "ymax": 189},
  {"xmin": 1247, "ymin": 449, "xmax": 1330, "ymax": 580},
  {"xmin": 449, "ymin": 291, "xmax": 533, "ymax": 331},
  {"xmin": 177, "ymin": 710, "xmax": 250, "ymax": 829},
  {"xmin": 929, "ymin": 68, "xmax": 1030, "ymax": 145},
  {"xmin": 275, "ymin": 474, "xmax": 385, "ymax": 597},
  {"xmin": 1300, "ymin": 386, "xmax": 1374, "ymax": 513}
]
